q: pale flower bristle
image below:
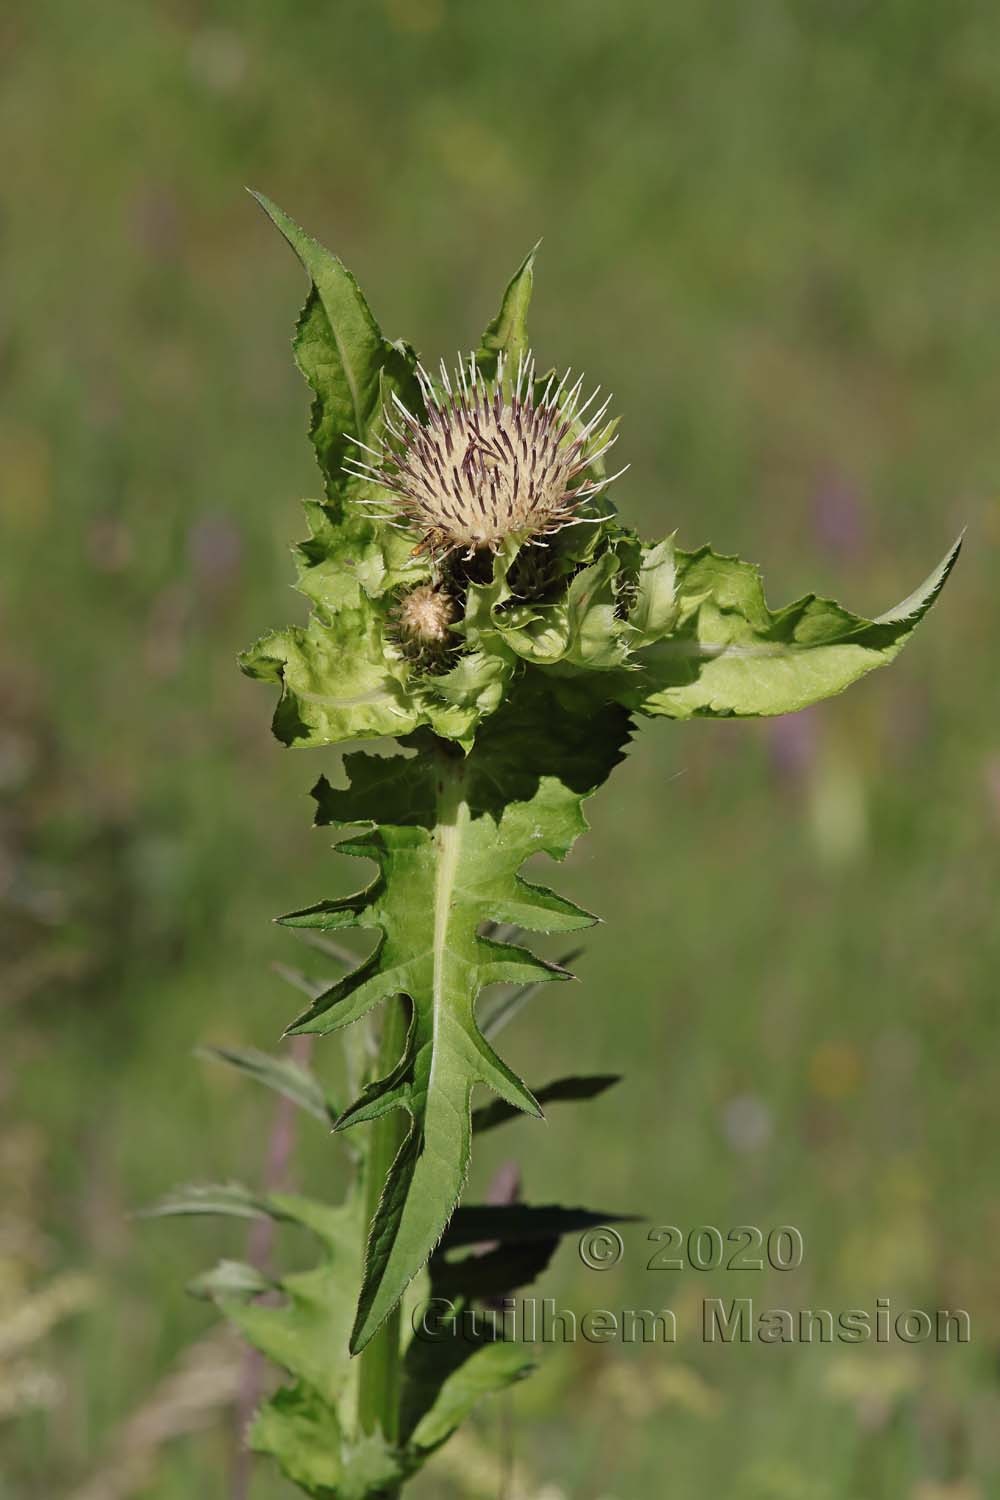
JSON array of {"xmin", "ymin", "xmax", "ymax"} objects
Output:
[
  {"xmin": 344, "ymin": 351, "xmax": 622, "ymax": 554},
  {"xmin": 396, "ymin": 584, "xmax": 455, "ymax": 649}
]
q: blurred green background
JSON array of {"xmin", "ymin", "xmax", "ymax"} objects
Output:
[{"xmin": 2, "ymin": 1, "xmax": 998, "ymax": 1496}]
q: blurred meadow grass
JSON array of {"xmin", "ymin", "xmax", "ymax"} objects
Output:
[{"xmin": 1, "ymin": 1, "xmax": 998, "ymax": 1495}]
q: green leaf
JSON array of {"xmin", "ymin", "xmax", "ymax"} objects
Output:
[
  {"xmin": 227, "ymin": 1260, "xmax": 357, "ymax": 1406},
  {"xmin": 250, "ymin": 1384, "xmax": 403, "ymax": 1499},
  {"xmin": 237, "ymin": 505, "xmax": 490, "ymax": 750},
  {"xmin": 561, "ymin": 551, "xmax": 631, "ymax": 667},
  {"xmin": 250, "ymin": 192, "xmax": 420, "ymax": 498},
  {"xmin": 613, "ymin": 535, "xmax": 962, "ymax": 719},
  {"xmin": 471, "ymin": 1073, "xmax": 621, "ymax": 1134},
  {"xmin": 188, "ymin": 1259, "xmax": 275, "ymax": 1301},
  {"xmin": 476, "ymin": 945, "xmax": 584, "ymax": 1040},
  {"xmin": 278, "ymin": 686, "xmax": 631, "ymax": 1352},
  {"xmin": 197, "ymin": 1044, "xmax": 337, "ymax": 1125},
  {"xmin": 294, "ymin": 500, "xmax": 427, "ymax": 613},
  {"xmin": 264, "ymin": 1193, "xmax": 361, "ymax": 1254},
  {"xmin": 427, "ymin": 649, "xmax": 513, "ymax": 724},
  {"xmin": 238, "ymin": 610, "xmax": 420, "ymax": 749},
  {"xmin": 488, "ymin": 551, "xmax": 629, "ymax": 669},
  {"xmin": 406, "ymin": 1339, "xmax": 533, "ymax": 1457},
  {"xmin": 166, "ymin": 1176, "xmax": 396, "ymax": 1496},
  {"xmin": 626, "ymin": 535, "xmax": 679, "ymax": 644},
  {"xmin": 249, "ymin": 1383, "xmax": 345, "ymax": 1497},
  {"xmin": 336, "ymin": 1432, "xmax": 406, "ymax": 1500},
  {"xmin": 140, "ymin": 1182, "xmax": 266, "ymax": 1222},
  {"xmin": 454, "ymin": 524, "xmax": 625, "ymax": 677},
  {"xmin": 141, "ymin": 1183, "xmax": 356, "ymax": 1254},
  {"xmin": 475, "ymin": 243, "xmax": 539, "ymax": 383},
  {"xmin": 402, "ymin": 1186, "xmax": 623, "ymax": 1454}
]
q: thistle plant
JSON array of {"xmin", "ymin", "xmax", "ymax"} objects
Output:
[{"xmin": 152, "ymin": 195, "xmax": 959, "ymax": 1498}]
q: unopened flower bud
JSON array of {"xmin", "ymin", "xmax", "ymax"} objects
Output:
[{"xmin": 396, "ymin": 584, "xmax": 456, "ymax": 656}]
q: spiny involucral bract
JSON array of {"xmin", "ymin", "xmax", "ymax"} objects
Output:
[{"xmin": 345, "ymin": 352, "xmax": 624, "ymax": 556}]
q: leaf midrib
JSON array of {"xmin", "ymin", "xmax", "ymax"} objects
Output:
[
  {"xmin": 317, "ymin": 282, "xmax": 366, "ymax": 445},
  {"xmin": 429, "ymin": 760, "xmax": 467, "ymax": 1104}
]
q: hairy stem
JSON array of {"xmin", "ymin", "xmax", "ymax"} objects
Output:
[{"xmin": 356, "ymin": 994, "xmax": 409, "ymax": 1444}]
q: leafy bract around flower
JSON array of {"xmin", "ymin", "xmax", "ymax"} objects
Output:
[{"xmin": 240, "ymin": 194, "xmax": 960, "ymax": 753}]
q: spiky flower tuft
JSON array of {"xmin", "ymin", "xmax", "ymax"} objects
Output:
[
  {"xmin": 395, "ymin": 583, "xmax": 456, "ymax": 651},
  {"xmin": 345, "ymin": 353, "xmax": 623, "ymax": 555}
]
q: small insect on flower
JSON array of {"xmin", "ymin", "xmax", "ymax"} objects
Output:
[{"xmin": 344, "ymin": 352, "xmax": 626, "ymax": 556}]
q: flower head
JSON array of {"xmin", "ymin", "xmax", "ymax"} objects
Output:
[
  {"xmin": 394, "ymin": 583, "xmax": 456, "ymax": 666},
  {"xmin": 345, "ymin": 353, "xmax": 623, "ymax": 556}
]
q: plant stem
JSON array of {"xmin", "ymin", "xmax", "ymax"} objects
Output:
[{"xmin": 356, "ymin": 994, "xmax": 409, "ymax": 1444}]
